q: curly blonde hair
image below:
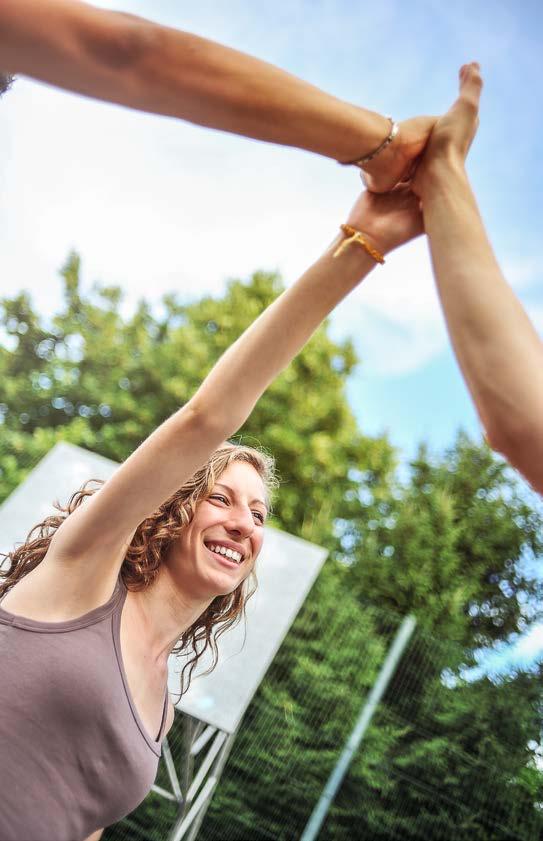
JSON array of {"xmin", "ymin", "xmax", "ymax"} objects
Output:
[{"xmin": 0, "ymin": 442, "xmax": 277, "ymax": 696}]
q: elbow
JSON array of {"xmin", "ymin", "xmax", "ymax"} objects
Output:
[
  {"xmin": 485, "ymin": 420, "xmax": 543, "ymax": 495},
  {"xmin": 183, "ymin": 396, "xmax": 246, "ymax": 444},
  {"xmin": 483, "ymin": 422, "xmax": 507, "ymax": 455},
  {"xmin": 485, "ymin": 417, "xmax": 535, "ymax": 459}
]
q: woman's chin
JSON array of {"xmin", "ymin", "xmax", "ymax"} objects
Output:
[
  {"xmin": 200, "ymin": 552, "xmax": 245, "ymax": 594},
  {"xmin": 195, "ymin": 569, "xmax": 241, "ymax": 600},
  {"xmin": 210, "ymin": 578, "xmax": 241, "ymax": 598}
]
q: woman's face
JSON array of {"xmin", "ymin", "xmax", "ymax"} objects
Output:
[{"xmin": 167, "ymin": 460, "xmax": 268, "ymax": 600}]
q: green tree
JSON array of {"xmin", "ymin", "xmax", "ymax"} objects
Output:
[
  {"xmin": 2, "ymin": 257, "xmax": 542, "ymax": 840},
  {"xmin": 330, "ymin": 438, "xmax": 543, "ymax": 840}
]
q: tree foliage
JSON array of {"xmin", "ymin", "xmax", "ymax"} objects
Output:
[{"xmin": 1, "ymin": 256, "xmax": 542, "ymax": 840}]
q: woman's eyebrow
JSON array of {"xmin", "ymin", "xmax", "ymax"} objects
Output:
[{"xmin": 214, "ymin": 482, "xmax": 268, "ymax": 510}]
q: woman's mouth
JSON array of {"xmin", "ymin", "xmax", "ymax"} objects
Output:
[{"xmin": 204, "ymin": 542, "xmax": 244, "ymax": 567}]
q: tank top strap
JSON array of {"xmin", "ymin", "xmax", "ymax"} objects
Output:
[{"xmin": 113, "ymin": 573, "xmax": 128, "ymax": 615}]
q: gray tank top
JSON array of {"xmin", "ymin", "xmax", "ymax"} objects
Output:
[{"xmin": 0, "ymin": 575, "xmax": 168, "ymax": 840}]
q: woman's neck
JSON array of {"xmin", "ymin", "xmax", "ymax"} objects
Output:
[{"xmin": 129, "ymin": 569, "xmax": 211, "ymax": 665}]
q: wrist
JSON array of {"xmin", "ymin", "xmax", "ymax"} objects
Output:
[
  {"xmin": 336, "ymin": 108, "xmax": 391, "ymax": 164},
  {"xmin": 417, "ymin": 151, "xmax": 468, "ymax": 200},
  {"xmin": 345, "ymin": 221, "xmax": 399, "ymax": 259},
  {"xmin": 324, "ymin": 230, "xmax": 383, "ymax": 278},
  {"xmin": 365, "ymin": 228, "xmax": 399, "ymax": 258}
]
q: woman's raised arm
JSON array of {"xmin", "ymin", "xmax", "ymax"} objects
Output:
[
  {"xmin": 0, "ymin": 0, "xmax": 434, "ymax": 191},
  {"xmin": 48, "ymin": 186, "xmax": 423, "ymax": 596}
]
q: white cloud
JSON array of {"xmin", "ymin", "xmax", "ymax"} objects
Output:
[
  {"xmin": 1, "ymin": 1, "xmax": 542, "ymax": 382},
  {"xmin": 329, "ymin": 238, "xmax": 447, "ymax": 375},
  {"xmin": 0, "ymin": 77, "xmax": 346, "ymax": 311},
  {"xmin": 328, "ymin": 239, "xmax": 543, "ymax": 376},
  {"xmin": 3, "ymin": 77, "xmax": 542, "ymax": 381}
]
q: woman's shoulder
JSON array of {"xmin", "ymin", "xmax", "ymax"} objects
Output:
[{"xmin": 0, "ymin": 562, "xmax": 120, "ymax": 624}]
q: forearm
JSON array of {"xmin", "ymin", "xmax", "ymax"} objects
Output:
[
  {"xmin": 190, "ymin": 238, "xmax": 376, "ymax": 434},
  {"xmin": 0, "ymin": 0, "xmax": 388, "ymax": 161},
  {"xmin": 48, "ymin": 234, "xmax": 378, "ymax": 541},
  {"xmin": 422, "ymin": 159, "xmax": 543, "ymax": 491}
]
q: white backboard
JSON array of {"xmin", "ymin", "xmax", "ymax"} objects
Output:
[{"xmin": 0, "ymin": 443, "xmax": 327, "ymax": 733}]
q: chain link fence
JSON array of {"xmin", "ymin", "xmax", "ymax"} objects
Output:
[{"xmin": 2, "ymin": 444, "xmax": 542, "ymax": 841}]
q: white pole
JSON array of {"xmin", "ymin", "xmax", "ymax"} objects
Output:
[{"xmin": 300, "ymin": 614, "xmax": 417, "ymax": 841}]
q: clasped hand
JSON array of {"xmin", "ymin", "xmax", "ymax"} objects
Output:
[{"xmin": 347, "ymin": 63, "xmax": 483, "ymax": 258}]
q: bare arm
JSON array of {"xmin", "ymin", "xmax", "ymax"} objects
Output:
[
  {"xmin": 0, "ymin": 0, "xmax": 434, "ymax": 190},
  {"xmin": 47, "ymin": 186, "xmax": 422, "ymax": 603},
  {"xmin": 414, "ymin": 64, "xmax": 543, "ymax": 493},
  {"xmin": 52, "ymin": 240, "xmax": 377, "ymax": 573}
]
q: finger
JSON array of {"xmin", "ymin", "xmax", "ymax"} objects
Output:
[{"xmin": 458, "ymin": 61, "xmax": 483, "ymax": 111}]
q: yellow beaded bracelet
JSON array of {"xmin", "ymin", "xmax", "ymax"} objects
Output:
[{"xmin": 332, "ymin": 224, "xmax": 385, "ymax": 265}]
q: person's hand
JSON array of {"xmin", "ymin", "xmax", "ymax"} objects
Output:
[
  {"xmin": 345, "ymin": 183, "xmax": 424, "ymax": 256},
  {"xmin": 412, "ymin": 62, "xmax": 483, "ymax": 199},
  {"xmin": 362, "ymin": 115, "xmax": 438, "ymax": 193}
]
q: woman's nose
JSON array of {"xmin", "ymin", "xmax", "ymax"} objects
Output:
[{"xmin": 225, "ymin": 507, "xmax": 254, "ymax": 538}]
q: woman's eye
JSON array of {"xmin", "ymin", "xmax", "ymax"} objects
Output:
[
  {"xmin": 253, "ymin": 511, "xmax": 265, "ymax": 524},
  {"xmin": 210, "ymin": 494, "xmax": 228, "ymax": 504}
]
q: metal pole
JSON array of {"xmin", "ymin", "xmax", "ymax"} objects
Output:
[
  {"xmin": 185, "ymin": 731, "xmax": 238, "ymax": 841},
  {"xmin": 162, "ymin": 735, "xmax": 184, "ymax": 802},
  {"xmin": 179, "ymin": 715, "xmax": 198, "ymax": 809},
  {"xmin": 186, "ymin": 731, "xmax": 227, "ymax": 803},
  {"xmin": 300, "ymin": 614, "xmax": 417, "ymax": 841}
]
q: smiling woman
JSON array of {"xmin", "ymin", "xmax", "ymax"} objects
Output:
[
  {"xmin": 0, "ymin": 115, "xmax": 426, "ymax": 840},
  {"xmin": 0, "ymin": 444, "xmax": 277, "ymax": 841},
  {"xmin": 2, "ymin": 444, "xmax": 275, "ymax": 691}
]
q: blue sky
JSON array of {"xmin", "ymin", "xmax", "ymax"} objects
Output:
[
  {"xmin": 0, "ymin": 0, "xmax": 542, "ymax": 675},
  {"xmin": 1, "ymin": 0, "xmax": 541, "ymax": 460}
]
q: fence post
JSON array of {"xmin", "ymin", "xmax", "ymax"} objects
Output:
[{"xmin": 300, "ymin": 614, "xmax": 417, "ymax": 841}]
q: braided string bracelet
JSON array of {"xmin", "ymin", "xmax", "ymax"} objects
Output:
[{"xmin": 332, "ymin": 224, "xmax": 385, "ymax": 264}]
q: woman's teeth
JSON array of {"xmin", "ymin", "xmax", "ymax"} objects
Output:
[{"xmin": 209, "ymin": 544, "xmax": 243, "ymax": 564}]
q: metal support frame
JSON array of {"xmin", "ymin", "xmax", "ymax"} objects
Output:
[
  {"xmin": 174, "ymin": 731, "xmax": 237, "ymax": 841},
  {"xmin": 148, "ymin": 710, "xmax": 238, "ymax": 841},
  {"xmin": 150, "ymin": 733, "xmax": 184, "ymax": 804}
]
